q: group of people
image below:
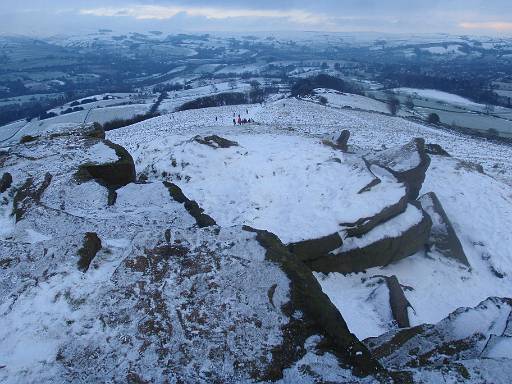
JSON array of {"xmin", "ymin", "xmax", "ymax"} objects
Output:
[
  {"xmin": 213, "ymin": 111, "xmax": 255, "ymax": 126},
  {"xmin": 233, "ymin": 115, "xmax": 253, "ymax": 125}
]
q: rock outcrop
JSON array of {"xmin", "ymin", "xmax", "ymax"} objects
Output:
[
  {"xmin": 365, "ymin": 138, "xmax": 431, "ymax": 200},
  {"xmin": 245, "ymin": 226, "xmax": 384, "ymax": 378},
  {"xmin": 194, "ymin": 135, "xmax": 239, "ymax": 148},
  {"xmin": 425, "ymin": 143, "xmax": 450, "ymax": 157},
  {"xmin": 76, "ymin": 140, "xmax": 136, "ymax": 189},
  {"xmin": 2, "ymin": 131, "xmax": 390, "ymax": 383},
  {"xmin": 343, "ymin": 165, "xmax": 409, "ymax": 237},
  {"xmin": 343, "ymin": 192, "xmax": 408, "ymax": 237},
  {"xmin": 308, "ymin": 204, "xmax": 432, "ymax": 274},
  {"xmin": 287, "ymin": 232, "xmax": 343, "ymax": 262},
  {"xmin": 419, "ymin": 192, "xmax": 470, "ymax": 266},
  {"xmin": 77, "ymin": 232, "xmax": 102, "ymax": 272},
  {"xmin": 364, "ymin": 297, "xmax": 512, "ymax": 383},
  {"xmin": 12, "ymin": 172, "xmax": 53, "ymax": 222},
  {"xmin": 372, "ymin": 275, "xmax": 414, "ymax": 328},
  {"xmin": 0, "ymin": 172, "xmax": 12, "ymax": 193},
  {"xmin": 163, "ymin": 181, "xmax": 217, "ymax": 227},
  {"xmin": 336, "ymin": 130, "xmax": 351, "ymax": 151},
  {"xmin": 322, "ymin": 130, "xmax": 351, "ymax": 152}
]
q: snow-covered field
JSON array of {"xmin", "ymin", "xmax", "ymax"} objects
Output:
[
  {"xmin": 0, "ymin": 103, "xmax": 151, "ymax": 146},
  {"xmin": 109, "ymin": 98, "xmax": 512, "ymax": 186},
  {"xmin": 310, "ymin": 88, "xmax": 395, "ymax": 115},
  {"xmin": 421, "ymin": 45, "xmax": 464, "ymax": 55},
  {"xmin": 394, "ymin": 88, "xmax": 481, "ymax": 106}
]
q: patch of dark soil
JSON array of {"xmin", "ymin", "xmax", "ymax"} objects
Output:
[
  {"xmin": 407, "ymin": 336, "xmax": 480, "ymax": 368},
  {"xmin": 84, "ymin": 123, "xmax": 106, "ymax": 139},
  {"xmin": 0, "ymin": 257, "xmax": 19, "ymax": 269},
  {"xmin": 455, "ymin": 160, "xmax": 484, "ymax": 174}
]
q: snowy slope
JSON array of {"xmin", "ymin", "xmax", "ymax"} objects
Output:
[{"xmin": 108, "ymin": 98, "xmax": 512, "ymax": 187}]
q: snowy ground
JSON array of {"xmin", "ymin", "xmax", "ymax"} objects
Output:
[{"xmin": 1, "ymin": 91, "xmax": 511, "ymax": 381}]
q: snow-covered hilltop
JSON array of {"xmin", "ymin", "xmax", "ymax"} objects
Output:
[{"xmin": 1, "ymin": 95, "xmax": 512, "ymax": 383}]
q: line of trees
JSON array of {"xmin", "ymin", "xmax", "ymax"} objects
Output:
[
  {"xmin": 377, "ymin": 71, "xmax": 501, "ymax": 106},
  {"xmin": 176, "ymin": 92, "xmax": 249, "ymax": 112},
  {"xmin": 97, "ymin": 92, "xmax": 166, "ymax": 131},
  {"xmin": 101, "ymin": 113, "xmax": 160, "ymax": 132},
  {"xmin": 291, "ymin": 74, "xmax": 362, "ymax": 97},
  {"xmin": 176, "ymin": 81, "xmax": 277, "ymax": 111}
]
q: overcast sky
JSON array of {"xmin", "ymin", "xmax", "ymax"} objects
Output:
[{"xmin": 1, "ymin": 0, "xmax": 511, "ymax": 37}]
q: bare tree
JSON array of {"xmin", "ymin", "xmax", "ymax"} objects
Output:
[{"xmin": 387, "ymin": 97, "xmax": 401, "ymax": 116}]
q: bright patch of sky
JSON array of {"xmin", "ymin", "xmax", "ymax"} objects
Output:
[{"xmin": 0, "ymin": 0, "xmax": 511, "ymax": 36}]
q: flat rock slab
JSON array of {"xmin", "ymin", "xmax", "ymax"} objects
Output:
[
  {"xmin": 419, "ymin": 192, "xmax": 470, "ymax": 266},
  {"xmin": 343, "ymin": 165, "xmax": 408, "ymax": 237},
  {"xmin": 134, "ymin": 133, "xmax": 407, "ymax": 244}
]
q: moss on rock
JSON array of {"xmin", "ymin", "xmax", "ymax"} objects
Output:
[
  {"xmin": 0, "ymin": 172, "xmax": 13, "ymax": 193},
  {"xmin": 12, "ymin": 173, "xmax": 53, "ymax": 222},
  {"xmin": 77, "ymin": 232, "xmax": 102, "ymax": 272}
]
